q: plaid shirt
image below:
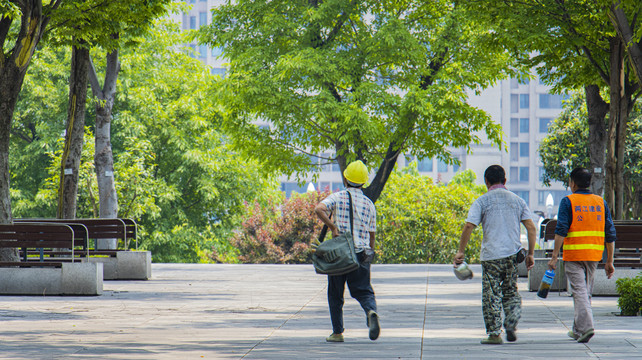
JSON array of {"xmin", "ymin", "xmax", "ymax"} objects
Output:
[{"xmin": 321, "ymin": 188, "xmax": 376, "ymax": 250}]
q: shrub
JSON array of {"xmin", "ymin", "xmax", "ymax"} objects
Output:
[
  {"xmin": 232, "ymin": 190, "xmax": 330, "ymax": 263},
  {"xmin": 376, "ymin": 165, "xmax": 485, "ymax": 264},
  {"xmin": 616, "ymin": 273, "xmax": 642, "ymax": 316}
]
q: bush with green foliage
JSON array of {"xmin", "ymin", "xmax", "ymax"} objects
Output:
[
  {"xmin": 375, "ymin": 165, "xmax": 486, "ymax": 264},
  {"xmin": 233, "ymin": 190, "xmax": 330, "ymax": 264},
  {"xmin": 616, "ymin": 274, "xmax": 642, "ymax": 316}
]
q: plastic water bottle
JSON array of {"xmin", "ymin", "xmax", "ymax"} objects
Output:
[{"xmin": 537, "ymin": 269, "xmax": 555, "ymax": 299}]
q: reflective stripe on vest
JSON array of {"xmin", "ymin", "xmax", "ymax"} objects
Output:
[{"xmin": 563, "ymin": 193, "xmax": 605, "ymax": 262}]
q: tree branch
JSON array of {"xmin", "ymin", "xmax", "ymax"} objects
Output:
[
  {"xmin": 609, "ymin": 2, "xmax": 642, "ymax": 87},
  {"xmin": 88, "ymin": 56, "xmax": 103, "ymax": 98}
]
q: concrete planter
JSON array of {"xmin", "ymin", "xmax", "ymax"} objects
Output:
[
  {"xmin": 89, "ymin": 251, "xmax": 151, "ymax": 280},
  {"xmin": 0, "ymin": 262, "xmax": 103, "ymax": 295},
  {"xmin": 528, "ymin": 258, "xmax": 566, "ymax": 291}
]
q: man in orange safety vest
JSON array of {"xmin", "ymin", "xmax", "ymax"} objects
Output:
[{"xmin": 548, "ymin": 167, "xmax": 616, "ymax": 344}]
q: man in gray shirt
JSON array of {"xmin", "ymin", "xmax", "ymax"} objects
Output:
[{"xmin": 453, "ymin": 165, "xmax": 537, "ymax": 344}]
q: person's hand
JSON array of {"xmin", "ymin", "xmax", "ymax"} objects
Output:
[
  {"xmin": 453, "ymin": 251, "xmax": 465, "ymax": 267},
  {"xmin": 331, "ymin": 226, "xmax": 340, "ymax": 238},
  {"xmin": 525, "ymin": 254, "xmax": 535, "ymax": 271},
  {"xmin": 310, "ymin": 239, "xmax": 321, "ymax": 253},
  {"xmin": 547, "ymin": 256, "xmax": 557, "ymax": 271},
  {"xmin": 605, "ymin": 262, "xmax": 615, "ymax": 279}
]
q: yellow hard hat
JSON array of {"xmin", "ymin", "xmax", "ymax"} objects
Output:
[{"xmin": 343, "ymin": 160, "xmax": 369, "ymax": 185}]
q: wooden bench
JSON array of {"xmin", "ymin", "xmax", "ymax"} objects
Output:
[
  {"xmin": 14, "ymin": 218, "xmax": 148, "ymax": 280},
  {"xmin": 16, "ymin": 218, "xmax": 138, "ymax": 254},
  {"xmin": 541, "ymin": 219, "xmax": 642, "ymax": 267},
  {"xmin": 0, "ymin": 222, "xmax": 88, "ymax": 267}
]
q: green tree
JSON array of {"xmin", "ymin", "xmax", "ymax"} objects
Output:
[
  {"xmin": 468, "ymin": 0, "xmax": 642, "ymax": 218},
  {"xmin": 200, "ymin": 0, "xmax": 515, "ymax": 204},
  {"xmin": 376, "ymin": 166, "xmax": 485, "ymax": 264},
  {"xmin": 10, "ymin": 19, "xmax": 274, "ymax": 262},
  {"xmin": 540, "ymin": 92, "xmax": 642, "ymax": 218}
]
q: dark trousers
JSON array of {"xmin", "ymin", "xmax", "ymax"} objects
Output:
[{"xmin": 327, "ymin": 253, "xmax": 377, "ymax": 334}]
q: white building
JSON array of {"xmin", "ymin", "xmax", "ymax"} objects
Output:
[{"xmin": 173, "ymin": 1, "xmax": 570, "ymax": 216}]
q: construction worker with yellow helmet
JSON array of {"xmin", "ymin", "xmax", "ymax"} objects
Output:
[{"xmin": 314, "ymin": 159, "xmax": 380, "ymax": 343}]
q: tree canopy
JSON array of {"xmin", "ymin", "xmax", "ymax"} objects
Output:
[{"xmin": 200, "ymin": 0, "xmax": 517, "ymax": 202}]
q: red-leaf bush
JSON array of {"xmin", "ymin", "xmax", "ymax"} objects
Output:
[{"xmin": 232, "ymin": 189, "xmax": 331, "ymax": 263}]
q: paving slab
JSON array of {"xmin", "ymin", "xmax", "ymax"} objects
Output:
[{"xmin": 0, "ymin": 263, "xmax": 639, "ymax": 359}]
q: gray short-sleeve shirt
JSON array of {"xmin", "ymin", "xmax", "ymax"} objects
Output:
[{"xmin": 466, "ymin": 187, "xmax": 532, "ymax": 261}]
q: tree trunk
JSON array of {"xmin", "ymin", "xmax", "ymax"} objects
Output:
[
  {"xmin": 0, "ymin": 2, "xmax": 47, "ymax": 261},
  {"xmin": 57, "ymin": 45, "xmax": 90, "ymax": 219},
  {"xmin": 584, "ymin": 85, "xmax": 608, "ymax": 196},
  {"xmin": 89, "ymin": 48, "xmax": 120, "ymax": 250},
  {"xmin": 606, "ymin": 36, "xmax": 631, "ymax": 220},
  {"xmin": 362, "ymin": 145, "xmax": 401, "ymax": 203}
]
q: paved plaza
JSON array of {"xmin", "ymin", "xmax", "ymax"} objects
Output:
[{"xmin": 0, "ymin": 263, "xmax": 640, "ymax": 359}]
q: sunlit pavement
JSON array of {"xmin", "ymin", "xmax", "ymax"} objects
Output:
[{"xmin": 0, "ymin": 263, "xmax": 640, "ymax": 359}]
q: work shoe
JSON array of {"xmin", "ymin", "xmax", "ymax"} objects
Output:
[
  {"xmin": 506, "ymin": 329, "xmax": 517, "ymax": 342},
  {"xmin": 326, "ymin": 333, "xmax": 344, "ymax": 342},
  {"xmin": 481, "ymin": 335, "xmax": 503, "ymax": 344},
  {"xmin": 567, "ymin": 330, "xmax": 578, "ymax": 340},
  {"xmin": 577, "ymin": 329, "xmax": 594, "ymax": 343},
  {"xmin": 367, "ymin": 310, "xmax": 380, "ymax": 340}
]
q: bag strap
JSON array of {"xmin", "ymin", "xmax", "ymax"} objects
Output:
[{"xmin": 317, "ymin": 190, "xmax": 355, "ymax": 243}]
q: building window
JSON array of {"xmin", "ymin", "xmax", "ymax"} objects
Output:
[
  {"xmin": 510, "ymin": 118, "xmax": 519, "ymax": 137},
  {"xmin": 519, "ymin": 167, "xmax": 529, "ymax": 182},
  {"xmin": 515, "ymin": 191, "xmax": 529, "ymax": 206},
  {"xmin": 211, "ymin": 47, "xmax": 223, "ymax": 57},
  {"xmin": 320, "ymin": 153, "xmax": 332, "ymax": 172},
  {"xmin": 417, "ymin": 158, "xmax": 433, "ymax": 172},
  {"xmin": 281, "ymin": 182, "xmax": 305, "ymax": 197},
  {"xmin": 211, "ymin": 67, "xmax": 226, "ymax": 78},
  {"xmin": 539, "ymin": 166, "xmax": 545, "ymax": 182},
  {"xmin": 510, "ymin": 94, "xmax": 519, "ymax": 113},
  {"xmin": 510, "ymin": 78, "xmax": 519, "ymax": 89},
  {"xmin": 520, "ymin": 142, "xmax": 529, "ymax": 158},
  {"xmin": 198, "ymin": 44, "xmax": 207, "ymax": 58},
  {"xmin": 519, "ymin": 94, "xmax": 529, "ymax": 109},
  {"xmin": 453, "ymin": 161, "xmax": 459, "ymax": 172},
  {"xmin": 519, "ymin": 118, "xmax": 529, "ymax": 133},
  {"xmin": 438, "ymin": 159, "xmax": 448, "ymax": 172},
  {"xmin": 510, "ymin": 166, "xmax": 519, "ymax": 183},
  {"xmin": 538, "ymin": 190, "xmax": 572, "ymax": 206},
  {"xmin": 539, "ymin": 93, "xmax": 569, "ymax": 109},
  {"xmin": 519, "ymin": 78, "xmax": 530, "ymax": 85},
  {"xmin": 539, "ymin": 117, "xmax": 552, "ymax": 133},
  {"xmin": 510, "ymin": 142, "xmax": 519, "ymax": 161},
  {"xmin": 332, "ymin": 182, "xmax": 344, "ymax": 192},
  {"xmin": 189, "ymin": 16, "xmax": 196, "ymax": 29},
  {"xmin": 199, "ymin": 12, "xmax": 207, "ymax": 27},
  {"xmin": 189, "ymin": 44, "xmax": 196, "ymax": 58}
]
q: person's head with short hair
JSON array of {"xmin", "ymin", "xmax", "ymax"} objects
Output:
[
  {"xmin": 569, "ymin": 167, "xmax": 591, "ymax": 190},
  {"xmin": 484, "ymin": 165, "xmax": 506, "ymax": 187}
]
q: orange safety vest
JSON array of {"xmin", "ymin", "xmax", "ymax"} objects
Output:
[{"xmin": 563, "ymin": 193, "xmax": 606, "ymax": 261}]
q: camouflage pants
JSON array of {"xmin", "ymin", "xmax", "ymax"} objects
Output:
[{"xmin": 481, "ymin": 254, "xmax": 521, "ymax": 336}]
